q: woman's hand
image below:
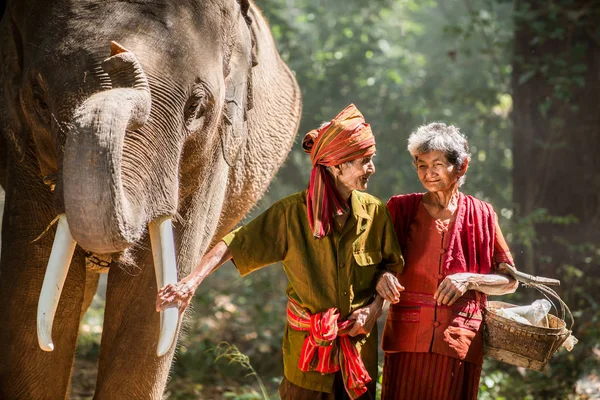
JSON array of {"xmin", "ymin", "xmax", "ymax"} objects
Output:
[
  {"xmin": 376, "ymin": 272, "xmax": 405, "ymax": 304},
  {"xmin": 434, "ymin": 273, "xmax": 472, "ymax": 306},
  {"xmin": 347, "ymin": 296, "xmax": 384, "ymax": 336},
  {"xmin": 156, "ymin": 276, "xmax": 198, "ymax": 313},
  {"xmin": 435, "ymin": 270, "xmax": 519, "ymax": 305}
]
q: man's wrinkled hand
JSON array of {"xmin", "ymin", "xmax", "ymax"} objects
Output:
[
  {"xmin": 156, "ymin": 279, "xmax": 196, "ymax": 313},
  {"xmin": 347, "ymin": 303, "xmax": 382, "ymax": 337},
  {"xmin": 376, "ymin": 272, "xmax": 404, "ymax": 304}
]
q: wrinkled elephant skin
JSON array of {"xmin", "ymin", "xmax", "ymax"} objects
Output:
[{"xmin": 0, "ymin": 1, "xmax": 301, "ymax": 398}]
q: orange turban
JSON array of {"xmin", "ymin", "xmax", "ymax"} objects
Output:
[{"xmin": 302, "ymin": 104, "xmax": 376, "ymax": 238}]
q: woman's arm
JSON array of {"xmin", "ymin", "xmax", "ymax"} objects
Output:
[
  {"xmin": 434, "ymin": 263, "xmax": 518, "ymax": 306},
  {"xmin": 156, "ymin": 241, "xmax": 232, "ymax": 312}
]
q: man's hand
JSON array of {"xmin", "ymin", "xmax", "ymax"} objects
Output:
[
  {"xmin": 376, "ymin": 272, "xmax": 404, "ymax": 304},
  {"xmin": 346, "ymin": 297, "xmax": 384, "ymax": 337},
  {"xmin": 156, "ymin": 277, "xmax": 198, "ymax": 313},
  {"xmin": 155, "ymin": 241, "xmax": 232, "ymax": 314},
  {"xmin": 434, "ymin": 273, "xmax": 472, "ymax": 306}
]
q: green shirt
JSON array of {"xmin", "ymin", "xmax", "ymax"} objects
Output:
[{"xmin": 222, "ymin": 190, "xmax": 404, "ymax": 393}]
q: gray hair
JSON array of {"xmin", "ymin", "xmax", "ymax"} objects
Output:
[{"xmin": 407, "ymin": 122, "xmax": 471, "ymax": 186}]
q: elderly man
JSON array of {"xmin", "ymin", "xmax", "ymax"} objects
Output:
[{"xmin": 157, "ymin": 104, "xmax": 404, "ymax": 399}]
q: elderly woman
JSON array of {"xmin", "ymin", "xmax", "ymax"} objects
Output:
[
  {"xmin": 376, "ymin": 122, "xmax": 518, "ymax": 400},
  {"xmin": 157, "ymin": 104, "xmax": 404, "ymax": 400}
]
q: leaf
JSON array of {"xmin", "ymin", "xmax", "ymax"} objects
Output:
[{"xmin": 518, "ymin": 69, "xmax": 536, "ymax": 85}]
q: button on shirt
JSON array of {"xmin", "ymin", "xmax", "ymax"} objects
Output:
[{"xmin": 222, "ymin": 190, "xmax": 404, "ymax": 393}]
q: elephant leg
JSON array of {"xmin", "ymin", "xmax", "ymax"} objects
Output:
[
  {"xmin": 94, "ymin": 249, "xmax": 175, "ymax": 399},
  {"xmin": 0, "ymin": 248, "xmax": 86, "ymax": 400},
  {"xmin": 0, "ymin": 159, "xmax": 87, "ymax": 399},
  {"xmin": 80, "ymin": 272, "xmax": 101, "ymax": 321}
]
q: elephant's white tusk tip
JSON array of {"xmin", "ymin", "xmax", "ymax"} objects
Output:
[
  {"xmin": 39, "ymin": 339, "xmax": 55, "ymax": 352},
  {"xmin": 37, "ymin": 319, "xmax": 55, "ymax": 352},
  {"xmin": 156, "ymin": 344, "xmax": 170, "ymax": 358},
  {"xmin": 156, "ymin": 335, "xmax": 175, "ymax": 357},
  {"xmin": 156, "ymin": 307, "xmax": 179, "ymax": 357}
]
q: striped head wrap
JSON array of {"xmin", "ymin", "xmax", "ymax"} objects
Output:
[{"xmin": 302, "ymin": 104, "xmax": 376, "ymax": 239}]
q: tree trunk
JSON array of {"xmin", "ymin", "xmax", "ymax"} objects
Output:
[{"xmin": 512, "ymin": 1, "xmax": 600, "ymax": 282}]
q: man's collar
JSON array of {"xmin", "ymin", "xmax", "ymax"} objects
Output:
[{"xmin": 350, "ymin": 191, "xmax": 372, "ymax": 221}]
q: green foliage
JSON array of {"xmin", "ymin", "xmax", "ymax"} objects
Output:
[
  {"xmin": 165, "ymin": 264, "xmax": 287, "ymax": 398},
  {"xmin": 76, "ymin": 289, "xmax": 105, "ymax": 360},
  {"xmin": 511, "ymin": 208, "xmax": 578, "ymax": 248},
  {"xmin": 260, "ymin": 0, "xmax": 514, "ymax": 210},
  {"xmin": 513, "ymin": 1, "xmax": 597, "ymax": 112},
  {"xmin": 210, "ymin": 343, "xmax": 270, "ymax": 400}
]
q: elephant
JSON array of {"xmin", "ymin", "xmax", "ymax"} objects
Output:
[{"xmin": 0, "ymin": 0, "xmax": 301, "ymax": 398}]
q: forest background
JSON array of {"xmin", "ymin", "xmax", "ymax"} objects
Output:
[{"xmin": 53, "ymin": 0, "xmax": 598, "ymax": 398}]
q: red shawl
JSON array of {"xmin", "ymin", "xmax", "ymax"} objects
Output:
[{"xmin": 387, "ymin": 192, "xmax": 498, "ymax": 275}]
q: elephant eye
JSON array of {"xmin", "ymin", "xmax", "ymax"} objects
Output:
[
  {"xmin": 32, "ymin": 81, "xmax": 51, "ymax": 124},
  {"xmin": 184, "ymin": 84, "xmax": 207, "ymax": 133}
]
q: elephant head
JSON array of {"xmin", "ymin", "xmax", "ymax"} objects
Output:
[{"xmin": 0, "ymin": 0, "xmax": 301, "ymax": 397}]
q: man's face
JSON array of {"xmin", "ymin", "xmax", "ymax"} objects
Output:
[{"xmin": 336, "ymin": 155, "xmax": 376, "ymax": 192}]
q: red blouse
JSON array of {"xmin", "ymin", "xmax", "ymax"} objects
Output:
[{"xmin": 381, "ymin": 193, "xmax": 514, "ymax": 365}]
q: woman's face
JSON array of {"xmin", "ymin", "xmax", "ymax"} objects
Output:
[
  {"xmin": 334, "ymin": 155, "xmax": 376, "ymax": 194},
  {"xmin": 415, "ymin": 150, "xmax": 461, "ymax": 193}
]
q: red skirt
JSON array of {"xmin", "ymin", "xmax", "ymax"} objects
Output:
[{"xmin": 381, "ymin": 352, "xmax": 482, "ymax": 400}]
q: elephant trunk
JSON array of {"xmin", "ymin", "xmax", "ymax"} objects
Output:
[
  {"xmin": 63, "ymin": 42, "xmax": 151, "ymax": 253},
  {"xmin": 39, "ymin": 43, "xmax": 180, "ymax": 356}
]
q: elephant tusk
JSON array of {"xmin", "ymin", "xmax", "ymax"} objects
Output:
[
  {"xmin": 37, "ymin": 214, "xmax": 77, "ymax": 352},
  {"xmin": 149, "ymin": 217, "xmax": 180, "ymax": 357}
]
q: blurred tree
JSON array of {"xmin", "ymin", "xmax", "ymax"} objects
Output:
[
  {"xmin": 508, "ymin": 1, "xmax": 600, "ymax": 398},
  {"xmin": 258, "ymin": 0, "xmax": 514, "ymax": 208},
  {"xmin": 512, "ymin": 0, "xmax": 600, "ymax": 278}
]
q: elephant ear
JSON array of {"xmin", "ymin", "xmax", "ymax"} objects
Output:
[
  {"xmin": 0, "ymin": 112, "xmax": 7, "ymax": 189},
  {"xmin": 241, "ymin": 2, "xmax": 302, "ymax": 179},
  {"xmin": 217, "ymin": 1, "xmax": 302, "ymax": 238},
  {"xmin": 0, "ymin": 10, "xmax": 28, "ymax": 162},
  {"xmin": 220, "ymin": 7, "xmax": 254, "ymax": 167}
]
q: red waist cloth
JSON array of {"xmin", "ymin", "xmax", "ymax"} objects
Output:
[
  {"xmin": 286, "ymin": 297, "xmax": 371, "ymax": 399},
  {"xmin": 383, "ymin": 291, "xmax": 484, "ymax": 363}
]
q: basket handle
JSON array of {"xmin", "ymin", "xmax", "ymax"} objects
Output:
[
  {"xmin": 500, "ymin": 263, "xmax": 561, "ymax": 286},
  {"xmin": 500, "ymin": 264, "xmax": 574, "ymax": 330}
]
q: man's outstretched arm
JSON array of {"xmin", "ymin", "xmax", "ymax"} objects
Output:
[{"xmin": 156, "ymin": 241, "xmax": 231, "ymax": 312}]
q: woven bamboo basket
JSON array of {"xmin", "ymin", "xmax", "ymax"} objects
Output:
[{"xmin": 482, "ymin": 265, "xmax": 574, "ymax": 371}]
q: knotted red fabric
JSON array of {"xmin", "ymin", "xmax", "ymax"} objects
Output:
[
  {"xmin": 302, "ymin": 104, "xmax": 376, "ymax": 238},
  {"xmin": 286, "ymin": 297, "xmax": 371, "ymax": 399}
]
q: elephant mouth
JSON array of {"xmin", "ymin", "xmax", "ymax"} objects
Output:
[
  {"xmin": 84, "ymin": 252, "xmax": 112, "ymax": 273},
  {"xmin": 37, "ymin": 214, "xmax": 180, "ymax": 357}
]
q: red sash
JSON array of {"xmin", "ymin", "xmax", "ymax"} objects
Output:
[{"xmin": 286, "ymin": 297, "xmax": 371, "ymax": 399}]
